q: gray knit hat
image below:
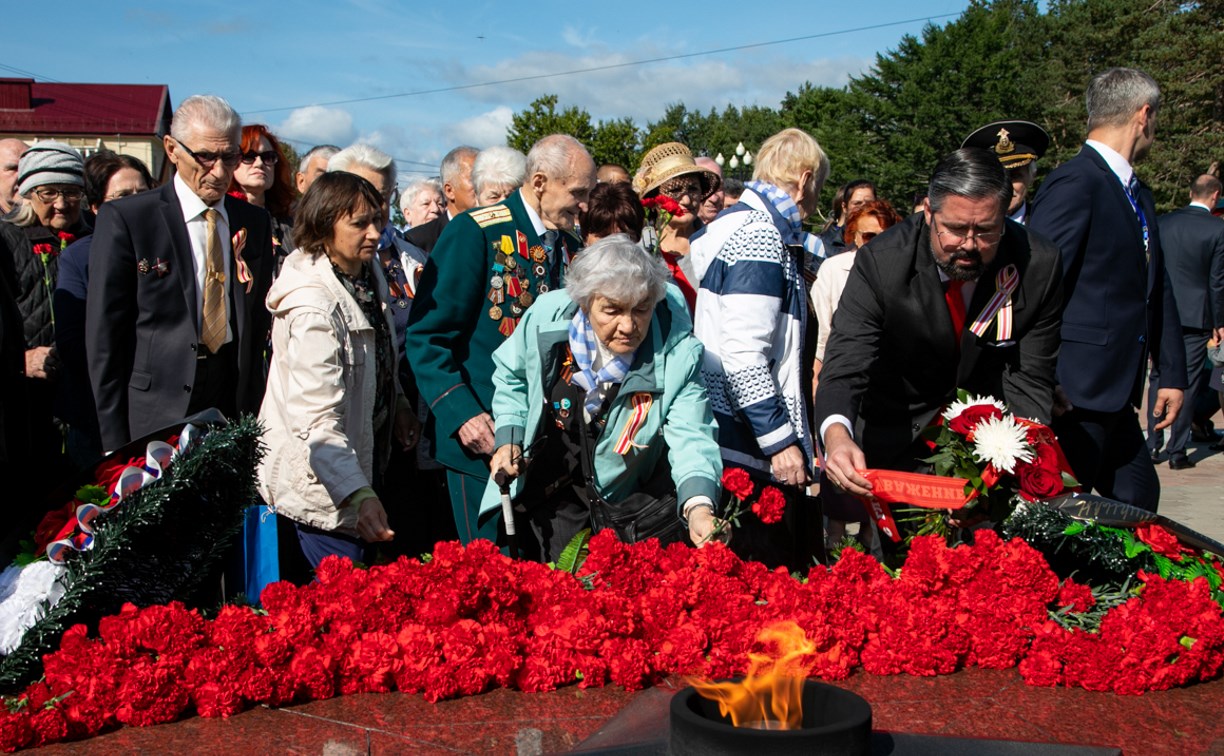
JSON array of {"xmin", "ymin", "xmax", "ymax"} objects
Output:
[{"xmin": 17, "ymin": 141, "xmax": 84, "ymax": 196}]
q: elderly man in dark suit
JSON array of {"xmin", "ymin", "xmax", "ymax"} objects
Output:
[
  {"xmin": 403, "ymin": 145, "xmax": 478, "ymax": 254},
  {"xmin": 1145, "ymin": 174, "xmax": 1224, "ymax": 468},
  {"xmin": 87, "ymin": 95, "xmax": 274, "ymax": 451},
  {"xmin": 816, "ymin": 148, "xmax": 1063, "ymax": 496},
  {"xmin": 1028, "ymin": 67, "xmax": 1185, "ymax": 512}
]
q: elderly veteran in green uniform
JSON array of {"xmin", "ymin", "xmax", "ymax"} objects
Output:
[
  {"xmin": 485, "ymin": 235, "xmax": 722, "ymax": 561},
  {"xmin": 962, "ymin": 120, "xmax": 1050, "ymax": 225},
  {"xmin": 405, "ymin": 134, "xmax": 596, "ymax": 544}
]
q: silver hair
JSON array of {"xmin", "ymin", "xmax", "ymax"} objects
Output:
[
  {"xmin": 440, "ymin": 145, "xmax": 478, "ymax": 186},
  {"xmin": 170, "ymin": 95, "xmax": 241, "ymax": 142},
  {"xmin": 1008, "ymin": 161, "xmax": 1038, "ymax": 186},
  {"xmin": 298, "ymin": 144, "xmax": 340, "ymax": 175},
  {"xmin": 928, "ymin": 148, "xmax": 1011, "ymax": 213},
  {"xmin": 327, "ymin": 143, "xmax": 397, "ymax": 186},
  {"xmin": 472, "ymin": 146, "xmax": 527, "ymax": 196},
  {"xmin": 564, "ymin": 234, "xmax": 669, "ymax": 310},
  {"xmin": 1086, "ymin": 68, "xmax": 1160, "ymax": 132},
  {"xmin": 5, "ymin": 200, "xmax": 38, "ymax": 228},
  {"xmin": 399, "ymin": 176, "xmax": 443, "ymax": 211},
  {"xmin": 526, "ymin": 134, "xmax": 592, "ymax": 180}
]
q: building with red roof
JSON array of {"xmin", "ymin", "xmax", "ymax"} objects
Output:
[{"xmin": 0, "ymin": 78, "xmax": 173, "ymax": 181}]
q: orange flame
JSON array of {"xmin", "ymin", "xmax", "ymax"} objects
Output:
[{"xmin": 687, "ymin": 621, "xmax": 815, "ymax": 730}]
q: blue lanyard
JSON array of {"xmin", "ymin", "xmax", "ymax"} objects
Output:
[{"xmin": 1123, "ymin": 178, "xmax": 1150, "ymax": 254}]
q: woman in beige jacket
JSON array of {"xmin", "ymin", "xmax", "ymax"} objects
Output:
[{"xmin": 258, "ymin": 171, "xmax": 416, "ymax": 569}]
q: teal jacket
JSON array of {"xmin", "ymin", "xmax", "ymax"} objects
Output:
[
  {"xmin": 405, "ymin": 190, "xmax": 579, "ymax": 478},
  {"xmin": 478, "ymin": 286, "xmax": 722, "ymax": 523}
]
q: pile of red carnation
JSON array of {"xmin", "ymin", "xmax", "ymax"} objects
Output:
[{"xmin": 2, "ymin": 531, "xmax": 1223, "ymax": 751}]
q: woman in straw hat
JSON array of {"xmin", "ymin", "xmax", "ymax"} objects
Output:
[{"xmin": 632, "ymin": 143, "xmax": 721, "ymax": 311}]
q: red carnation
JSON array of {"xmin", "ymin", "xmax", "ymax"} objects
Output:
[
  {"xmin": 721, "ymin": 467, "xmax": 754, "ymax": 501},
  {"xmin": 32, "ymin": 243, "xmax": 56, "ymax": 258},
  {"xmin": 948, "ymin": 404, "xmax": 1003, "ymax": 436},
  {"xmin": 641, "ymin": 195, "xmax": 686, "ymax": 218},
  {"xmin": 752, "ymin": 487, "xmax": 786, "ymax": 525},
  {"xmin": 1135, "ymin": 524, "xmax": 1188, "ymax": 560}
]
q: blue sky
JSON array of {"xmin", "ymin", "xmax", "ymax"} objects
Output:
[{"xmin": 7, "ymin": 1, "xmax": 972, "ymax": 182}]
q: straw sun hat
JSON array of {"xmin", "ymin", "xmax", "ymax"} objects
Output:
[{"xmin": 632, "ymin": 142, "xmax": 721, "ymax": 201}]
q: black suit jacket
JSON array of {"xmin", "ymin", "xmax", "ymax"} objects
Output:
[
  {"xmin": 812, "ymin": 213, "xmax": 1064, "ymax": 469},
  {"xmin": 1028, "ymin": 146, "xmax": 1186, "ymax": 411},
  {"xmin": 403, "ymin": 213, "xmax": 448, "ymax": 254},
  {"xmin": 1157, "ymin": 205, "xmax": 1224, "ymax": 331},
  {"xmin": 86, "ymin": 181, "xmax": 274, "ymax": 450}
]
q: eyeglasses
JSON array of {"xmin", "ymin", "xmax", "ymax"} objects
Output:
[
  {"xmin": 32, "ymin": 187, "xmax": 84, "ymax": 203},
  {"xmin": 171, "ymin": 137, "xmax": 242, "ymax": 170},
  {"xmin": 661, "ymin": 178, "xmax": 703, "ymax": 201},
  {"xmin": 104, "ymin": 187, "xmax": 148, "ymax": 201},
  {"xmin": 241, "ymin": 149, "xmax": 279, "ymax": 165},
  {"xmin": 933, "ymin": 215, "xmax": 1004, "ymax": 247},
  {"xmin": 857, "ymin": 231, "xmax": 879, "ymax": 243}
]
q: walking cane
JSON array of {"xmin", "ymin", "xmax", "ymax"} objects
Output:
[{"xmin": 493, "ymin": 470, "xmax": 519, "ymax": 559}]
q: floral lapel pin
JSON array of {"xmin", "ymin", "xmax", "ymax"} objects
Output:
[
  {"xmin": 137, "ymin": 258, "xmax": 171, "ymax": 277},
  {"xmin": 232, "ymin": 228, "xmax": 253, "ymax": 294}
]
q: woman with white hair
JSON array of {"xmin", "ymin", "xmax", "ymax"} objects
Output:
[
  {"xmin": 472, "ymin": 146, "xmax": 526, "ymax": 207},
  {"xmin": 485, "ymin": 235, "xmax": 723, "ymax": 561}
]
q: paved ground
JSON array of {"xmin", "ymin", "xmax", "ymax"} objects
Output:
[{"xmin": 1144, "ymin": 408, "xmax": 1224, "ymax": 545}]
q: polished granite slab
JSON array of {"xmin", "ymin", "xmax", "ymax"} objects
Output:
[{"xmin": 36, "ymin": 668, "xmax": 1224, "ymax": 754}]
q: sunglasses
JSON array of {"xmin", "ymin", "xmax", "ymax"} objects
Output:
[
  {"xmin": 171, "ymin": 137, "xmax": 241, "ymax": 170},
  {"xmin": 857, "ymin": 231, "xmax": 879, "ymax": 243},
  {"xmin": 241, "ymin": 149, "xmax": 279, "ymax": 165}
]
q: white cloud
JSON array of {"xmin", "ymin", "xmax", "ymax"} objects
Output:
[
  {"xmin": 438, "ymin": 46, "xmax": 871, "ymax": 125},
  {"xmin": 448, "ymin": 107, "xmax": 515, "ymax": 149},
  {"xmin": 277, "ymin": 106, "xmax": 358, "ymax": 148}
]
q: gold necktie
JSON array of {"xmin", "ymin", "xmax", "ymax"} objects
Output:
[{"xmin": 201, "ymin": 208, "xmax": 227, "ymax": 353}]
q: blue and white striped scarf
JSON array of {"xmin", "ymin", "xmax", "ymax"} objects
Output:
[
  {"xmin": 568, "ymin": 310, "xmax": 632, "ymax": 416},
  {"xmin": 745, "ymin": 180, "xmax": 824, "ymax": 260}
]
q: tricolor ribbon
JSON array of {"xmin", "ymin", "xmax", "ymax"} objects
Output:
[
  {"xmin": 45, "ymin": 425, "xmax": 204, "ymax": 564},
  {"xmin": 231, "ymin": 228, "xmax": 253, "ymax": 294},
  {"xmin": 613, "ymin": 393, "xmax": 654, "ymax": 455},
  {"xmin": 968, "ymin": 263, "xmax": 1018, "ymax": 340}
]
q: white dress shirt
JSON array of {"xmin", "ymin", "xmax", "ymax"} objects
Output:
[{"xmin": 174, "ymin": 174, "xmax": 233, "ymax": 344}]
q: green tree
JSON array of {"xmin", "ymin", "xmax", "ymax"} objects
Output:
[
  {"xmin": 589, "ymin": 117, "xmax": 641, "ymax": 170},
  {"xmin": 505, "ymin": 95, "xmax": 595, "ymax": 154}
]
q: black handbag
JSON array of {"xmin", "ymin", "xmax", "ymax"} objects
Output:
[{"xmin": 573, "ymin": 384, "xmax": 688, "ymax": 547}]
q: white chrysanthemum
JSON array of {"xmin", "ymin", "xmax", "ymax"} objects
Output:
[
  {"xmin": 971, "ymin": 415, "xmax": 1034, "ymax": 474},
  {"xmin": 942, "ymin": 394, "xmax": 1007, "ymax": 425}
]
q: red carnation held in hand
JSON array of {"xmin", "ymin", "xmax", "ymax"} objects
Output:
[
  {"xmin": 721, "ymin": 467, "xmax": 754, "ymax": 501},
  {"xmin": 752, "ymin": 487, "xmax": 786, "ymax": 525}
]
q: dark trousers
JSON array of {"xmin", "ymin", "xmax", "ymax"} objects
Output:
[
  {"xmin": 446, "ymin": 469, "xmax": 501, "ymax": 545},
  {"xmin": 1055, "ymin": 406, "xmax": 1160, "ymax": 512},
  {"xmin": 1146, "ymin": 328, "xmax": 1210, "ymax": 457},
  {"xmin": 186, "ymin": 340, "xmax": 238, "ymax": 417},
  {"xmin": 294, "ymin": 521, "xmax": 367, "ymax": 569}
]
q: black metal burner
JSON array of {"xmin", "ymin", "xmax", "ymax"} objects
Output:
[{"xmin": 668, "ymin": 680, "xmax": 872, "ymax": 756}]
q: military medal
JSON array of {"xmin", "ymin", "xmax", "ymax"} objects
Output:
[
  {"xmin": 510, "ymin": 302, "xmax": 524, "ymax": 317},
  {"xmin": 498, "ymin": 318, "xmax": 518, "ymax": 337},
  {"xmin": 517, "ymin": 230, "xmax": 529, "ymax": 259},
  {"xmin": 495, "ymin": 252, "xmax": 507, "ymax": 265},
  {"xmin": 530, "ymin": 246, "xmax": 547, "ymax": 262},
  {"xmin": 490, "ymin": 274, "xmax": 504, "ymax": 289},
  {"xmin": 533, "ymin": 262, "xmax": 547, "ymax": 277},
  {"xmin": 519, "ymin": 291, "xmax": 534, "ymax": 307},
  {"xmin": 137, "ymin": 258, "xmax": 151, "ymax": 275},
  {"xmin": 500, "ymin": 235, "xmax": 514, "ymax": 255},
  {"xmin": 505, "ymin": 276, "xmax": 523, "ymax": 297},
  {"xmin": 397, "ymin": 299, "xmax": 408, "ymax": 309},
  {"xmin": 504, "ymin": 256, "xmax": 518, "ymax": 271},
  {"xmin": 538, "ymin": 282, "xmax": 550, "ymax": 294},
  {"xmin": 488, "ymin": 305, "xmax": 503, "ymax": 320},
  {"xmin": 488, "ymin": 287, "xmax": 505, "ymax": 304}
]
